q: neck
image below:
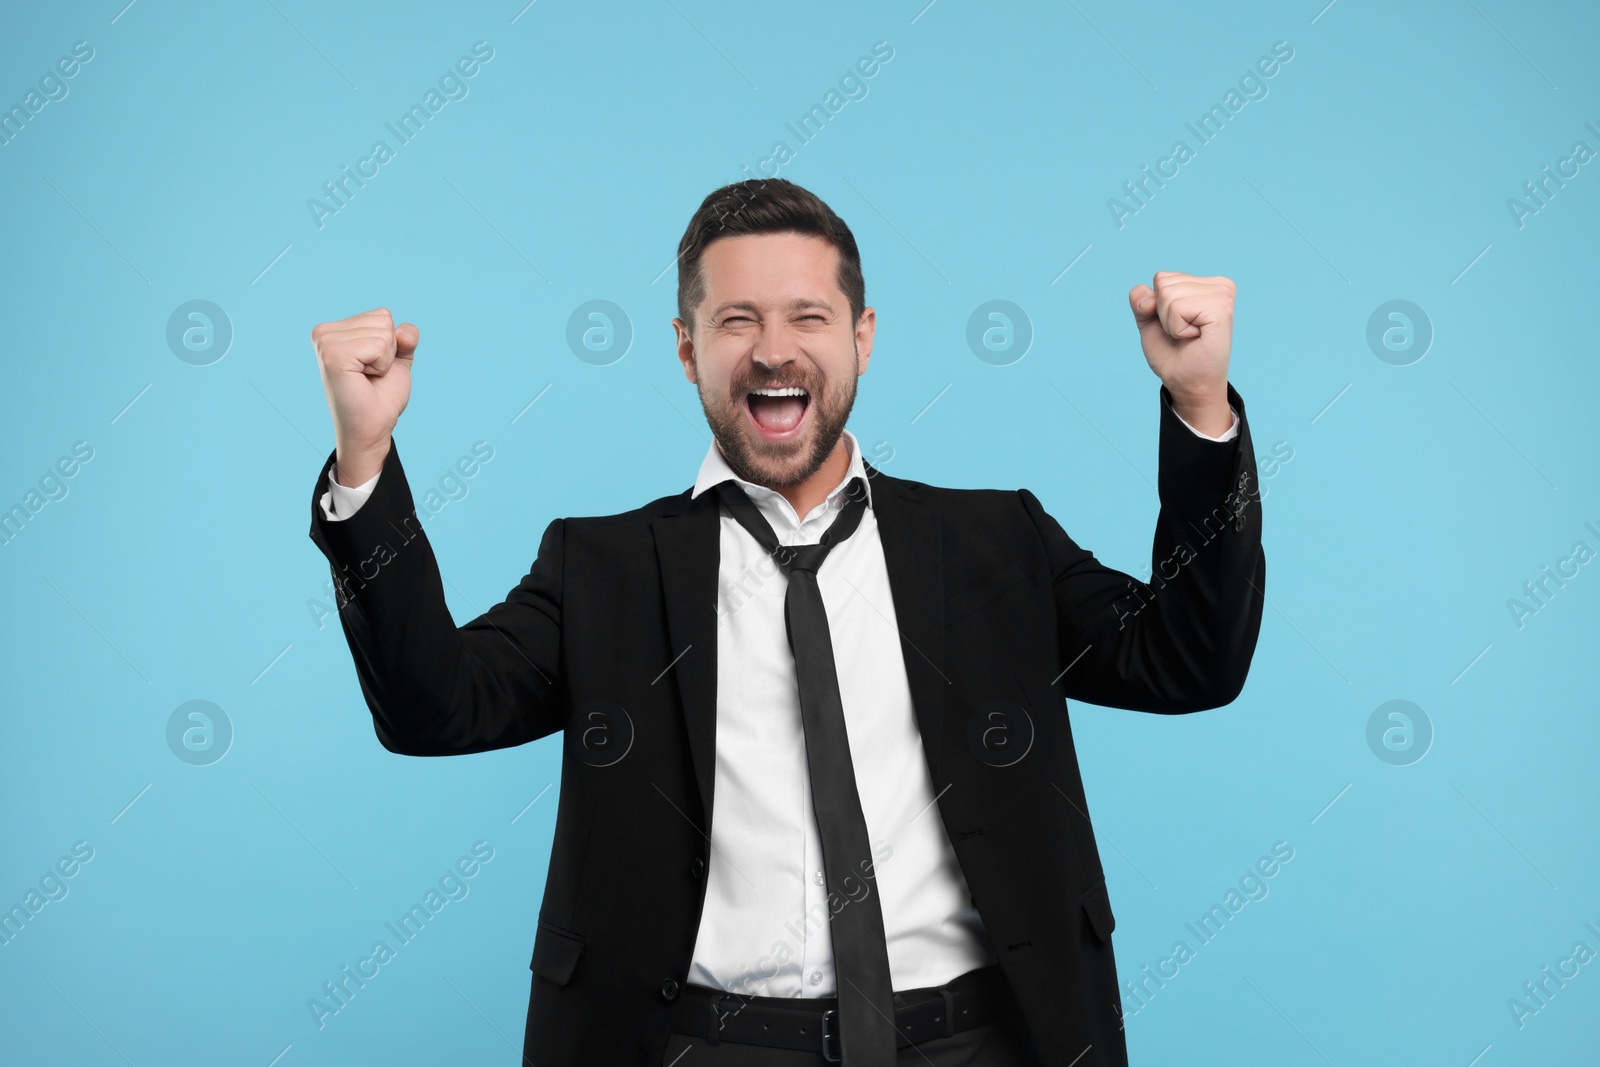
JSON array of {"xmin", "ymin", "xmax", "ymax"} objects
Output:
[{"xmin": 730, "ymin": 435, "xmax": 853, "ymax": 519}]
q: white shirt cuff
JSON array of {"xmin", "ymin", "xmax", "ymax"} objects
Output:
[
  {"xmin": 1171, "ymin": 402, "xmax": 1239, "ymax": 442},
  {"xmin": 319, "ymin": 464, "xmax": 381, "ymax": 521}
]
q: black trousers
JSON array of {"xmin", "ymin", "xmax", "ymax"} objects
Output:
[{"xmin": 659, "ymin": 968, "xmax": 1042, "ymax": 1066}]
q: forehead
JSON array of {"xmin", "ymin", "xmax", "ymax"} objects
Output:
[{"xmin": 698, "ymin": 232, "xmax": 842, "ymax": 306}]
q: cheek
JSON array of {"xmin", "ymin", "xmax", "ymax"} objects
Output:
[
  {"xmin": 702, "ymin": 367, "xmax": 742, "ymax": 402},
  {"xmin": 800, "ymin": 336, "xmax": 849, "ymax": 369},
  {"xmin": 818, "ymin": 350, "xmax": 858, "ymax": 389},
  {"xmin": 703, "ymin": 335, "xmax": 754, "ymax": 370}
]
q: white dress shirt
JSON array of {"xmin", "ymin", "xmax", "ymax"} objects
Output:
[
  {"xmin": 682, "ymin": 427, "xmax": 997, "ymax": 997},
  {"xmin": 317, "ymin": 402, "xmax": 1237, "ymax": 998}
]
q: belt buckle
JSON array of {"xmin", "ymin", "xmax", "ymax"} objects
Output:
[{"xmin": 820, "ymin": 1008, "xmax": 840, "ymax": 1062}]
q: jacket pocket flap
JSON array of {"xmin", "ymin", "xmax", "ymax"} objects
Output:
[
  {"xmin": 530, "ymin": 920, "xmax": 585, "ymax": 986},
  {"xmin": 1078, "ymin": 879, "xmax": 1116, "ymax": 945}
]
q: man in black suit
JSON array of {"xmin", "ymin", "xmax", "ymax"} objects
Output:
[{"xmin": 307, "ymin": 178, "xmax": 1264, "ymax": 1066}]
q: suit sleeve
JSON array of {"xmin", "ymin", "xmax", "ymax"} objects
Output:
[
  {"xmin": 307, "ymin": 439, "xmax": 566, "ymax": 754},
  {"xmin": 1018, "ymin": 382, "xmax": 1266, "ymax": 713}
]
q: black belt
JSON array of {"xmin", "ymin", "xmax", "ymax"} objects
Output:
[{"xmin": 672, "ymin": 963, "xmax": 1012, "ymax": 1062}]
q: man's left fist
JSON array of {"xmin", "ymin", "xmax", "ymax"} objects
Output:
[{"xmin": 1128, "ymin": 271, "xmax": 1234, "ymax": 435}]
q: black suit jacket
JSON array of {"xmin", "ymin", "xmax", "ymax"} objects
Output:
[{"xmin": 306, "ymin": 383, "xmax": 1265, "ymax": 1066}]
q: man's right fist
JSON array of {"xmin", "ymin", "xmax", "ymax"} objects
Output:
[{"xmin": 311, "ymin": 307, "xmax": 418, "ymax": 487}]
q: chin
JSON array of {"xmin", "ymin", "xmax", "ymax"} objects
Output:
[{"xmin": 737, "ymin": 446, "xmax": 814, "ymax": 487}]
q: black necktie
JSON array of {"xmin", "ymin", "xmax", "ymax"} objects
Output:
[{"xmin": 715, "ymin": 476, "xmax": 898, "ymax": 1065}]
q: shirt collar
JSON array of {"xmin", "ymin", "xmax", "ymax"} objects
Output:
[{"xmin": 691, "ymin": 428, "xmax": 873, "ymax": 519}]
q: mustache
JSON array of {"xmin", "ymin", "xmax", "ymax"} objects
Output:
[{"xmin": 736, "ymin": 376, "xmax": 814, "ymax": 394}]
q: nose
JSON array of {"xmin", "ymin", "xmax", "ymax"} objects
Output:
[
  {"xmin": 752, "ymin": 322, "xmax": 797, "ymax": 371},
  {"xmin": 752, "ymin": 348, "xmax": 795, "ymax": 372}
]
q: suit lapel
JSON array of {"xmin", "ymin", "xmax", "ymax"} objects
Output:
[
  {"xmin": 650, "ymin": 460, "xmax": 949, "ymax": 827},
  {"xmin": 863, "ymin": 460, "xmax": 948, "ymax": 783},
  {"xmin": 652, "ymin": 489, "xmax": 722, "ymax": 825}
]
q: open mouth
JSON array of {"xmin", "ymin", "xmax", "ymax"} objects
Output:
[{"xmin": 744, "ymin": 386, "xmax": 810, "ymax": 440}]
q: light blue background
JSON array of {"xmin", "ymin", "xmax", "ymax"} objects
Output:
[{"xmin": 2, "ymin": 1, "xmax": 1596, "ymax": 1064}]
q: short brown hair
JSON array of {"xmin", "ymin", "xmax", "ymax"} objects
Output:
[{"xmin": 675, "ymin": 178, "xmax": 865, "ymax": 331}]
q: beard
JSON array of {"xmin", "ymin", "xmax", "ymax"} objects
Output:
[{"xmin": 697, "ymin": 347, "xmax": 859, "ymax": 491}]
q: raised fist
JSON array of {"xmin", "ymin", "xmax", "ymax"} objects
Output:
[
  {"xmin": 310, "ymin": 308, "xmax": 418, "ymax": 486},
  {"xmin": 1128, "ymin": 272, "xmax": 1235, "ymax": 435}
]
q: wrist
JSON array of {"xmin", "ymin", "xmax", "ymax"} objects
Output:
[
  {"xmin": 335, "ymin": 438, "xmax": 390, "ymax": 487},
  {"xmin": 1167, "ymin": 386, "xmax": 1231, "ymax": 437}
]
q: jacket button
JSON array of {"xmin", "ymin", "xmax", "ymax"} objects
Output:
[
  {"xmin": 689, "ymin": 856, "xmax": 705, "ymax": 879},
  {"xmin": 660, "ymin": 978, "xmax": 680, "ymax": 1001}
]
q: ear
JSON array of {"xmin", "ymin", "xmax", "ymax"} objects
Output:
[
  {"xmin": 854, "ymin": 306, "xmax": 876, "ymax": 375},
  {"xmin": 672, "ymin": 317, "xmax": 697, "ymax": 384}
]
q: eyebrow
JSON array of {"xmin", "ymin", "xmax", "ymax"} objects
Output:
[{"xmin": 708, "ymin": 298, "xmax": 835, "ymax": 318}]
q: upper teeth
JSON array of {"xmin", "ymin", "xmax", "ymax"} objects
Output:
[{"xmin": 751, "ymin": 387, "xmax": 807, "ymax": 397}]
